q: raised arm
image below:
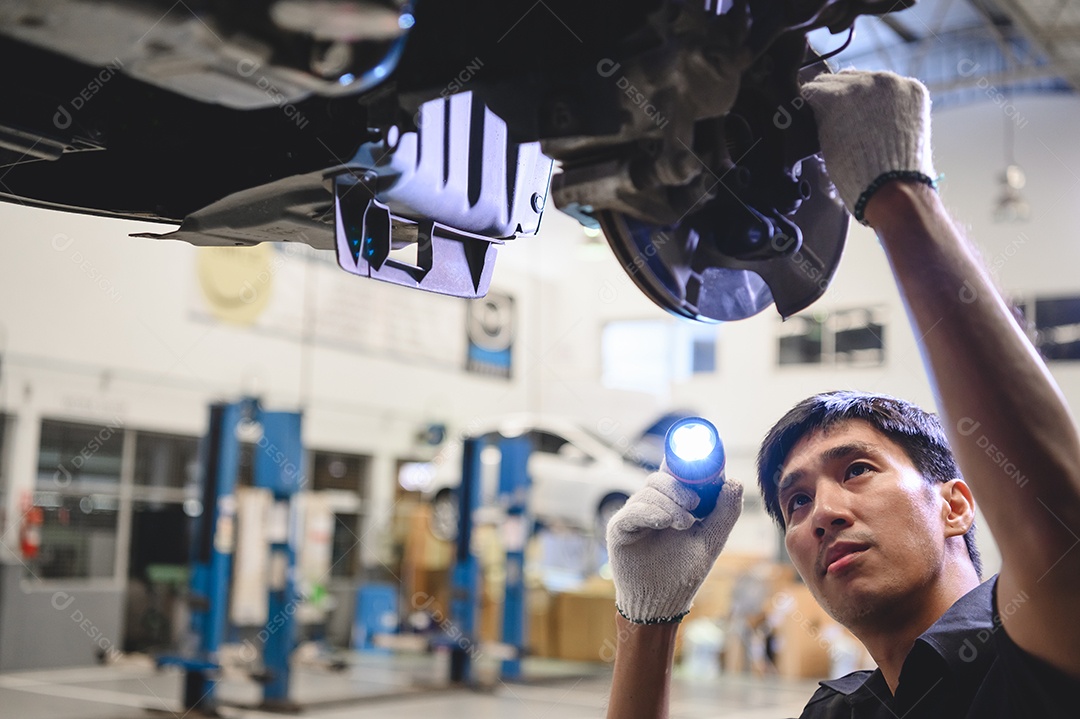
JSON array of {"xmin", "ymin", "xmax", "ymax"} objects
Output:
[
  {"xmin": 604, "ymin": 471, "xmax": 743, "ymax": 718},
  {"xmin": 805, "ymin": 70, "xmax": 1080, "ymax": 677},
  {"xmin": 868, "ymin": 181, "xmax": 1080, "ymax": 675}
]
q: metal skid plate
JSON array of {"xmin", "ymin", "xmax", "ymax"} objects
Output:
[
  {"xmin": 333, "ymin": 91, "xmax": 553, "ymax": 298},
  {"xmin": 356, "ymin": 92, "xmax": 553, "ymax": 239},
  {"xmin": 333, "ymin": 175, "xmax": 500, "ymax": 298}
]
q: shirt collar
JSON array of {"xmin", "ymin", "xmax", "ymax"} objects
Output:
[
  {"xmin": 818, "ymin": 576, "xmax": 999, "ymax": 702},
  {"xmin": 913, "ymin": 575, "xmax": 998, "ymax": 676},
  {"xmin": 819, "ymin": 668, "xmax": 889, "ymax": 706}
]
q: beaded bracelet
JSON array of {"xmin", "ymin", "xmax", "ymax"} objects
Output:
[
  {"xmin": 616, "ymin": 605, "xmax": 690, "ymax": 625},
  {"xmin": 853, "ymin": 170, "xmax": 940, "ymax": 225}
]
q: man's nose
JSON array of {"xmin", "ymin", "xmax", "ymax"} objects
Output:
[{"xmin": 811, "ymin": 482, "xmax": 854, "ymax": 538}]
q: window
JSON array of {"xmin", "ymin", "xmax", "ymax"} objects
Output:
[
  {"xmin": 39, "ymin": 418, "xmax": 124, "ymax": 491},
  {"xmin": 32, "ymin": 419, "xmax": 126, "ymax": 580},
  {"xmin": 778, "ymin": 315, "xmax": 824, "ymax": 365},
  {"xmin": 832, "ymin": 307, "xmax": 885, "ymax": 365},
  {"xmin": 1029, "ymin": 296, "xmax": 1080, "ymax": 361},
  {"xmin": 312, "ymin": 452, "xmax": 368, "ymax": 494},
  {"xmin": 530, "ymin": 430, "xmax": 570, "ymax": 456},
  {"xmin": 134, "ymin": 432, "xmax": 199, "ymax": 491},
  {"xmin": 691, "ymin": 335, "xmax": 718, "ymax": 374},
  {"xmin": 778, "ymin": 307, "xmax": 885, "ymax": 367},
  {"xmin": 30, "ymin": 493, "xmax": 120, "ymax": 579},
  {"xmin": 601, "ymin": 320, "xmax": 719, "ymax": 394}
]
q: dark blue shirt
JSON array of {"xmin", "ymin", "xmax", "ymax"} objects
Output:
[{"xmin": 797, "ymin": 576, "xmax": 1080, "ymax": 718}]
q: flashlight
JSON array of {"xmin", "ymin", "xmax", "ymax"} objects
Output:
[{"xmin": 664, "ymin": 417, "xmax": 726, "ymax": 518}]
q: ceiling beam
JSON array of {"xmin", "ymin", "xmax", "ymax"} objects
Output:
[
  {"xmin": 880, "ymin": 14, "xmax": 920, "ymax": 43},
  {"xmin": 926, "ymin": 62, "xmax": 1066, "ymax": 92},
  {"xmin": 992, "ymin": 0, "xmax": 1080, "ymax": 91},
  {"xmin": 969, "ymin": 0, "xmax": 1026, "ymax": 67}
]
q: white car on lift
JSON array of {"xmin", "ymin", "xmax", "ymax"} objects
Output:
[{"xmin": 421, "ymin": 415, "xmax": 654, "ymax": 541}]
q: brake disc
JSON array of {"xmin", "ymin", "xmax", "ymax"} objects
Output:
[
  {"xmin": 597, "ymin": 153, "xmax": 847, "ymax": 322},
  {"xmin": 595, "ymin": 51, "xmax": 850, "ymax": 322}
]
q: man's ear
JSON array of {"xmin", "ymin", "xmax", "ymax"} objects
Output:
[{"xmin": 939, "ymin": 478, "xmax": 976, "ymax": 538}]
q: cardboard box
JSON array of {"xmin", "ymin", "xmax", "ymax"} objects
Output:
[
  {"xmin": 551, "ymin": 579, "xmax": 618, "ymax": 662},
  {"xmin": 480, "ymin": 589, "xmax": 502, "ymax": 644},
  {"xmin": 402, "ymin": 504, "xmax": 453, "ymax": 571},
  {"xmin": 405, "ymin": 567, "xmax": 451, "ymax": 619},
  {"xmin": 528, "ymin": 587, "xmax": 556, "ymax": 658}
]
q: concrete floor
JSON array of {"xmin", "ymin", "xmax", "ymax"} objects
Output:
[{"xmin": 0, "ymin": 652, "xmax": 820, "ymax": 718}]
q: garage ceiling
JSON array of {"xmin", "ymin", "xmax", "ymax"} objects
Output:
[{"xmin": 807, "ymin": 0, "xmax": 1078, "ymax": 104}]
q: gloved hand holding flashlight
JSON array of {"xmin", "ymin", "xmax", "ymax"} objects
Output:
[{"xmin": 606, "ymin": 417, "xmax": 742, "ymax": 625}]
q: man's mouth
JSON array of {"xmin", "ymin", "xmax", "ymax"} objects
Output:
[{"xmin": 822, "ymin": 542, "xmax": 871, "ymax": 575}]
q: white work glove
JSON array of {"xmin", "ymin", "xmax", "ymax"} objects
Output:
[
  {"xmin": 801, "ymin": 70, "xmax": 937, "ymax": 223},
  {"xmin": 606, "ymin": 467, "xmax": 743, "ymax": 624}
]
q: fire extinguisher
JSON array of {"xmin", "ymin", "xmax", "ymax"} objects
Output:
[{"xmin": 19, "ymin": 495, "xmax": 43, "ymax": 560}]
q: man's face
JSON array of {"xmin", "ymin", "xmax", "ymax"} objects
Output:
[{"xmin": 778, "ymin": 420, "xmax": 947, "ymax": 628}]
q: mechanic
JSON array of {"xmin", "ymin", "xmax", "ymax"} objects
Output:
[{"xmin": 604, "ymin": 70, "xmax": 1080, "ymax": 718}]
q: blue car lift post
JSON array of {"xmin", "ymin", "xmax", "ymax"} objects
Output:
[
  {"xmin": 449, "ymin": 437, "xmax": 481, "ymax": 683},
  {"xmin": 159, "ymin": 400, "xmax": 244, "ymax": 716},
  {"xmin": 159, "ymin": 398, "xmax": 303, "ymax": 715},
  {"xmin": 255, "ymin": 409, "xmax": 305, "ymax": 711},
  {"xmin": 498, "ymin": 435, "xmax": 531, "ymax": 680},
  {"xmin": 448, "ymin": 434, "xmax": 531, "ymax": 684}
]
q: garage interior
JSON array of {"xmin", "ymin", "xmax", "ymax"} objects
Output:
[{"xmin": 1, "ymin": 0, "xmax": 1079, "ymax": 717}]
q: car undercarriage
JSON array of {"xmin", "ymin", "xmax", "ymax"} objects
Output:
[{"xmin": 0, "ymin": 0, "xmax": 912, "ymax": 321}]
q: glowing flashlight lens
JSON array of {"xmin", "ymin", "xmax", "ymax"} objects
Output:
[{"xmin": 669, "ymin": 422, "xmax": 717, "ymax": 462}]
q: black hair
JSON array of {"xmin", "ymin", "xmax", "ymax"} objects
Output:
[{"xmin": 757, "ymin": 391, "xmax": 982, "ymax": 578}]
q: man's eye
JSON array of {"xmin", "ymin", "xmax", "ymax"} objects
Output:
[
  {"xmin": 846, "ymin": 462, "xmax": 873, "ymax": 479},
  {"xmin": 787, "ymin": 494, "xmax": 810, "ymax": 515}
]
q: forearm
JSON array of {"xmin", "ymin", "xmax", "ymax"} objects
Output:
[
  {"xmin": 866, "ymin": 182, "xmax": 1080, "ymax": 575},
  {"xmin": 607, "ymin": 614, "xmax": 679, "ymax": 719},
  {"xmin": 605, "ymin": 475, "xmax": 742, "ymax": 714}
]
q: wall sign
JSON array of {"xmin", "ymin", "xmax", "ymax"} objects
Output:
[{"xmin": 466, "ymin": 291, "xmax": 514, "ymax": 379}]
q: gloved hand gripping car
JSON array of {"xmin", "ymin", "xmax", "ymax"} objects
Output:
[{"xmin": 801, "ymin": 70, "xmax": 940, "ymax": 223}]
